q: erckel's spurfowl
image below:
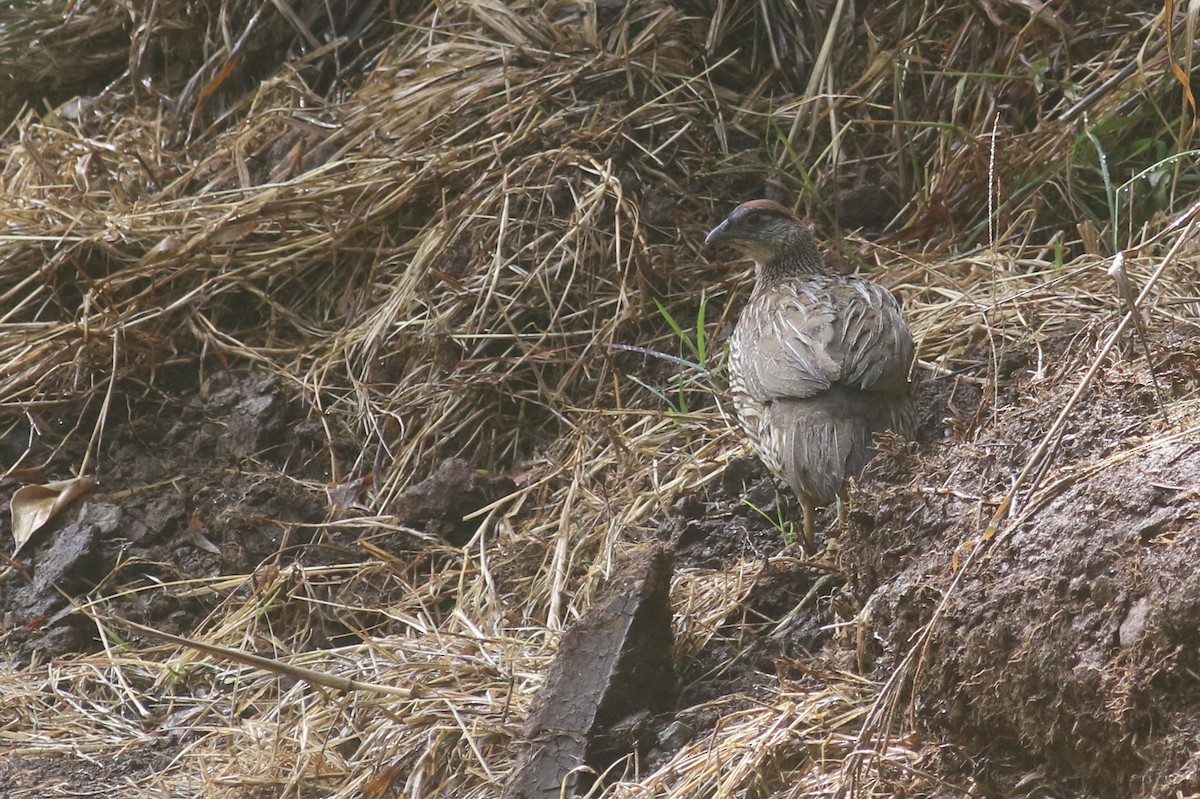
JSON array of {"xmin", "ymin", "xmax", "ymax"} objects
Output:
[{"xmin": 704, "ymin": 200, "xmax": 915, "ymax": 552}]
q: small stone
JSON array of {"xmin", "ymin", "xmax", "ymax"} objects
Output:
[
  {"xmin": 657, "ymin": 720, "xmax": 694, "ymax": 750},
  {"xmin": 1118, "ymin": 597, "xmax": 1151, "ymax": 648},
  {"xmin": 77, "ymin": 502, "xmax": 122, "ymax": 535}
]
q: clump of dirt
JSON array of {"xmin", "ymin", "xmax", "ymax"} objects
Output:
[
  {"xmin": 840, "ymin": 326, "xmax": 1200, "ymax": 797},
  {"xmin": 392, "ymin": 457, "xmax": 516, "ymax": 545},
  {"xmin": 506, "ymin": 543, "xmax": 676, "ymax": 799}
]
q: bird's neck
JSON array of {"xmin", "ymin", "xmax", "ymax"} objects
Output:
[{"xmin": 756, "ymin": 231, "xmax": 825, "ymax": 285}]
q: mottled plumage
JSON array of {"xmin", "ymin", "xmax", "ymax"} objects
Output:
[{"xmin": 705, "ymin": 200, "xmax": 914, "ymax": 551}]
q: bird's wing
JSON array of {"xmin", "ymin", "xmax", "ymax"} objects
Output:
[
  {"xmin": 830, "ymin": 279, "xmax": 914, "ymax": 394},
  {"xmin": 735, "ymin": 277, "xmax": 913, "ymax": 401}
]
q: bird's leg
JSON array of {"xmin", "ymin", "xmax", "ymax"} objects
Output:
[{"xmin": 801, "ymin": 497, "xmax": 816, "ymax": 554}]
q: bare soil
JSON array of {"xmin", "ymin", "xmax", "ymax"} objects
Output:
[
  {"xmin": 842, "ymin": 322, "xmax": 1200, "ymax": 797},
  {"xmin": 0, "ymin": 369, "xmax": 514, "ymax": 666}
]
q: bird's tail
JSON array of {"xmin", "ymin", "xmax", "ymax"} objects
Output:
[{"xmin": 767, "ymin": 386, "xmax": 912, "ymax": 504}]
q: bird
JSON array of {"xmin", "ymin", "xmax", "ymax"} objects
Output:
[{"xmin": 704, "ymin": 199, "xmax": 915, "ymax": 552}]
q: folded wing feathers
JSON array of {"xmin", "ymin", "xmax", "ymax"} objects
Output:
[{"xmin": 747, "ymin": 277, "xmax": 910, "ymax": 400}]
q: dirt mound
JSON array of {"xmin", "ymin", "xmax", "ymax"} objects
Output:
[{"xmin": 844, "ymin": 327, "xmax": 1200, "ymax": 796}]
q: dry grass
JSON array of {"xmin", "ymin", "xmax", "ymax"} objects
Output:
[{"xmin": 2, "ymin": 0, "xmax": 1199, "ymax": 797}]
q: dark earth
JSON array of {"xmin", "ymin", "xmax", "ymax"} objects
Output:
[{"xmin": 3, "ymin": 321, "xmax": 1200, "ymax": 798}]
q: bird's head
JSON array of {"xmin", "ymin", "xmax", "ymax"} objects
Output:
[{"xmin": 703, "ymin": 199, "xmax": 823, "ymax": 277}]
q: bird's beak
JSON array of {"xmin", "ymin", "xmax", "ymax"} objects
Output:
[
  {"xmin": 703, "ymin": 220, "xmax": 729, "ymax": 256},
  {"xmin": 700, "ymin": 218, "xmax": 729, "ymax": 257}
]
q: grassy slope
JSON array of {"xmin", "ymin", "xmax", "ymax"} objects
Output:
[{"xmin": 1, "ymin": 1, "xmax": 1199, "ymax": 797}]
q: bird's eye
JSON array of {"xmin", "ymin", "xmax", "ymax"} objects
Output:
[{"xmin": 744, "ymin": 215, "xmax": 763, "ymax": 228}]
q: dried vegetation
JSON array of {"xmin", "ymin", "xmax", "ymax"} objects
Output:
[{"xmin": 1, "ymin": 0, "xmax": 1200, "ymax": 797}]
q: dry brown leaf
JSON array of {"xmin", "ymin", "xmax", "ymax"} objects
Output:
[
  {"xmin": 10, "ymin": 476, "xmax": 97, "ymax": 554},
  {"xmin": 328, "ymin": 473, "xmax": 373, "ymax": 511}
]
